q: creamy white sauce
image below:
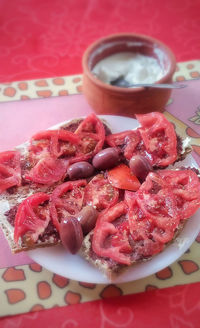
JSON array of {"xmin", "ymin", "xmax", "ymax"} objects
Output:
[{"xmin": 92, "ymin": 52, "xmax": 164, "ymax": 86}]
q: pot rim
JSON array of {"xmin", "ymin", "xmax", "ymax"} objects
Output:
[{"xmin": 82, "ymin": 33, "xmax": 176, "ymax": 93}]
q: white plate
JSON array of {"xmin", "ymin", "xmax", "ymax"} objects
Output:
[{"xmin": 28, "ymin": 115, "xmax": 200, "ymax": 284}]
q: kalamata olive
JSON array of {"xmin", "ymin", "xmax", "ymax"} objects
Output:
[
  {"xmin": 67, "ymin": 161, "xmax": 94, "ymax": 180},
  {"xmin": 92, "ymin": 147, "xmax": 119, "ymax": 170},
  {"xmin": 77, "ymin": 205, "xmax": 98, "ymax": 235},
  {"xmin": 59, "ymin": 216, "xmax": 83, "ymax": 254},
  {"xmin": 129, "ymin": 155, "xmax": 152, "ymax": 182}
]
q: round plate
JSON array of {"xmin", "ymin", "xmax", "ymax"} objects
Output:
[{"xmin": 28, "ymin": 115, "xmax": 200, "ymax": 284}]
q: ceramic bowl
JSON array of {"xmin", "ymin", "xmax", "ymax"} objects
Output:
[{"xmin": 82, "ymin": 33, "xmax": 176, "ymax": 117}]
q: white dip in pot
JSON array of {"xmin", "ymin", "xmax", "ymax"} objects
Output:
[{"xmin": 92, "ymin": 52, "xmax": 165, "ymax": 86}]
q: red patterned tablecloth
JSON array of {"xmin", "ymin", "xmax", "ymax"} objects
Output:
[
  {"xmin": 0, "ymin": 0, "xmax": 200, "ymax": 327},
  {"xmin": 0, "ymin": 0, "xmax": 200, "ymax": 82}
]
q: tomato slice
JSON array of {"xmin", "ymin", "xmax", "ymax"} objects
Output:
[
  {"xmin": 158, "ymin": 169, "xmax": 200, "ymax": 219},
  {"xmin": 106, "ymin": 130, "xmax": 141, "ymax": 160},
  {"xmin": 25, "ymin": 157, "xmax": 69, "ymax": 185},
  {"xmin": 125, "ymin": 191, "xmax": 153, "ymax": 241},
  {"xmin": 72, "ymin": 113, "xmax": 105, "ymax": 163},
  {"xmin": 14, "ymin": 192, "xmax": 50, "ymax": 245},
  {"xmin": 125, "ymin": 190, "xmax": 175, "ymax": 245},
  {"xmin": 29, "ymin": 129, "xmax": 80, "ymax": 164},
  {"xmin": 50, "ymin": 180, "xmax": 87, "ymax": 231},
  {"xmin": 124, "ymin": 168, "xmax": 200, "ymax": 246},
  {"xmin": 92, "ymin": 202, "xmax": 132, "ymax": 265},
  {"xmin": 107, "ymin": 164, "xmax": 140, "ymax": 191},
  {"xmin": 0, "ymin": 151, "xmax": 21, "ymax": 193},
  {"xmin": 136, "ymin": 112, "xmax": 177, "ymax": 167},
  {"xmin": 106, "ymin": 130, "xmax": 138, "ymax": 147},
  {"xmin": 126, "ymin": 172, "xmax": 181, "ymax": 243},
  {"xmin": 83, "ymin": 174, "xmax": 119, "ymax": 211}
]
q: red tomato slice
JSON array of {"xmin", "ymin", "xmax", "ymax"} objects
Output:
[
  {"xmin": 158, "ymin": 169, "xmax": 200, "ymax": 219},
  {"xmin": 92, "ymin": 202, "xmax": 132, "ymax": 265},
  {"xmin": 50, "ymin": 180, "xmax": 87, "ymax": 231},
  {"xmin": 125, "ymin": 191, "xmax": 153, "ymax": 241},
  {"xmin": 14, "ymin": 192, "xmax": 50, "ymax": 244},
  {"xmin": 92, "ymin": 198, "xmax": 163, "ymax": 264},
  {"xmin": 0, "ymin": 151, "xmax": 21, "ymax": 193},
  {"xmin": 106, "ymin": 130, "xmax": 141, "ymax": 161},
  {"xmin": 125, "ymin": 190, "xmax": 175, "ymax": 245},
  {"xmin": 29, "ymin": 129, "xmax": 80, "ymax": 164},
  {"xmin": 83, "ymin": 174, "xmax": 119, "ymax": 211},
  {"xmin": 136, "ymin": 112, "xmax": 177, "ymax": 167},
  {"xmin": 107, "ymin": 164, "xmax": 141, "ymax": 191},
  {"xmin": 127, "ymin": 172, "xmax": 181, "ymax": 243},
  {"xmin": 106, "ymin": 130, "xmax": 138, "ymax": 147},
  {"xmin": 72, "ymin": 113, "xmax": 105, "ymax": 163},
  {"xmin": 25, "ymin": 157, "xmax": 69, "ymax": 185},
  {"xmin": 124, "ymin": 168, "xmax": 200, "ymax": 246}
]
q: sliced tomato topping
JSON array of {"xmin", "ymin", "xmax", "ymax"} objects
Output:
[
  {"xmin": 29, "ymin": 129, "xmax": 80, "ymax": 164},
  {"xmin": 83, "ymin": 174, "xmax": 119, "ymax": 211},
  {"xmin": 124, "ymin": 168, "xmax": 200, "ymax": 247},
  {"xmin": 107, "ymin": 164, "xmax": 141, "ymax": 191},
  {"xmin": 25, "ymin": 157, "xmax": 69, "ymax": 185},
  {"xmin": 125, "ymin": 191, "xmax": 153, "ymax": 241},
  {"xmin": 92, "ymin": 202, "xmax": 132, "ymax": 265},
  {"xmin": 14, "ymin": 192, "xmax": 50, "ymax": 245},
  {"xmin": 72, "ymin": 113, "xmax": 105, "ymax": 163},
  {"xmin": 0, "ymin": 151, "xmax": 21, "ymax": 193},
  {"xmin": 106, "ymin": 130, "xmax": 138, "ymax": 147},
  {"xmin": 126, "ymin": 173, "xmax": 180, "ymax": 244},
  {"xmin": 136, "ymin": 112, "xmax": 177, "ymax": 167},
  {"xmin": 50, "ymin": 179, "xmax": 87, "ymax": 231},
  {"xmin": 158, "ymin": 169, "xmax": 200, "ymax": 219},
  {"xmin": 106, "ymin": 130, "xmax": 141, "ymax": 160},
  {"xmin": 125, "ymin": 190, "xmax": 176, "ymax": 245}
]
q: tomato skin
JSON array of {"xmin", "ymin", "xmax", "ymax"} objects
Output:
[
  {"xmin": 140, "ymin": 169, "xmax": 200, "ymax": 220},
  {"xmin": 83, "ymin": 174, "xmax": 119, "ymax": 211},
  {"xmin": 92, "ymin": 202, "xmax": 131, "ymax": 265},
  {"xmin": 106, "ymin": 130, "xmax": 141, "ymax": 161},
  {"xmin": 72, "ymin": 114, "xmax": 106, "ymax": 163},
  {"xmin": 125, "ymin": 190, "xmax": 176, "ymax": 245},
  {"xmin": 29, "ymin": 114, "xmax": 105, "ymax": 166},
  {"xmin": 32, "ymin": 130, "xmax": 80, "ymax": 144},
  {"xmin": 125, "ymin": 168, "xmax": 200, "ymax": 246},
  {"xmin": 25, "ymin": 157, "xmax": 69, "ymax": 185},
  {"xmin": 29, "ymin": 129, "xmax": 80, "ymax": 164},
  {"xmin": 158, "ymin": 169, "xmax": 200, "ymax": 219},
  {"xmin": 75, "ymin": 113, "xmax": 105, "ymax": 138},
  {"xmin": 107, "ymin": 164, "xmax": 141, "ymax": 191},
  {"xmin": 50, "ymin": 180, "xmax": 87, "ymax": 232},
  {"xmin": 106, "ymin": 130, "xmax": 138, "ymax": 147},
  {"xmin": 0, "ymin": 151, "xmax": 21, "ymax": 193},
  {"xmin": 14, "ymin": 192, "xmax": 50, "ymax": 244},
  {"xmin": 136, "ymin": 112, "xmax": 177, "ymax": 167}
]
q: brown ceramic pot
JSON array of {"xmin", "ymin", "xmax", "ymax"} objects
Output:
[{"xmin": 82, "ymin": 33, "xmax": 176, "ymax": 117}]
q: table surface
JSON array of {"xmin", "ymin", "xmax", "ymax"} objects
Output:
[{"xmin": 0, "ymin": 0, "xmax": 200, "ymax": 327}]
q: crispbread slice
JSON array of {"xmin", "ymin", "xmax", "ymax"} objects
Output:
[
  {"xmin": 80, "ymin": 231, "xmax": 121, "ymax": 280},
  {"xmin": 0, "ymin": 139, "xmax": 62, "ymax": 253},
  {"xmin": 0, "ymin": 183, "xmax": 61, "ymax": 253},
  {"xmin": 80, "ymin": 222, "xmax": 186, "ymax": 280}
]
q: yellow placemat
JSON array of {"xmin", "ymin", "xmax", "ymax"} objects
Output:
[
  {"xmin": 0, "ymin": 60, "xmax": 200, "ymax": 317},
  {"xmin": 0, "ymin": 60, "xmax": 199, "ymax": 102}
]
